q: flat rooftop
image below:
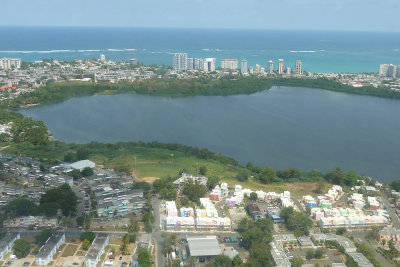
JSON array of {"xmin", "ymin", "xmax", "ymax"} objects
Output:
[{"xmin": 187, "ymin": 236, "xmax": 221, "ymax": 257}]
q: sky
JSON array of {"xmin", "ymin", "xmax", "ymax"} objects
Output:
[{"xmin": 1, "ymin": 0, "xmax": 400, "ymax": 32}]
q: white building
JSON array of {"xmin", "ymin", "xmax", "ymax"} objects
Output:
[
  {"xmin": 204, "ymin": 58, "xmax": 216, "ymax": 72},
  {"xmin": 84, "ymin": 234, "xmax": 109, "ymax": 267},
  {"xmin": 0, "ymin": 232, "xmax": 20, "ymax": 261},
  {"xmin": 194, "ymin": 58, "xmax": 204, "ymax": 70},
  {"xmin": 65, "ymin": 159, "xmax": 96, "ymax": 171},
  {"xmin": 221, "ymin": 58, "xmax": 238, "ymax": 70},
  {"xmin": 267, "ymin": 60, "xmax": 274, "ymax": 74},
  {"xmin": 173, "ymin": 53, "xmax": 188, "ymax": 71},
  {"xmin": 35, "ymin": 233, "xmax": 65, "ymax": 266},
  {"xmin": 99, "ymin": 54, "xmax": 106, "ymax": 62},
  {"xmin": 0, "ymin": 58, "xmax": 21, "ymax": 70},
  {"xmin": 241, "ymin": 60, "xmax": 248, "ymax": 74},
  {"xmin": 278, "ymin": 59, "xmax": 284, "ymax": 74},
  {"xmin": 295, "ymin": 60, "xmax": 302, "ymax": 75},
  {"xmin": 379, "ymin": 64, "xmax": 389, "ymax": 77}
]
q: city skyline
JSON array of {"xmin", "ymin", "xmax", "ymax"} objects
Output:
[{"xmin": 1, "ymin": 0, "xmax": 399, "ymax": 32}]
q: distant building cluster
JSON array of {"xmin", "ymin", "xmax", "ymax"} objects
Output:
[
  {"xmin": 379, "ymin": 63, "xmax": 400, "ymax": 78},
  {"xmin": 172, "ymin": 53, "xmax": 302, "ymax": 75}
]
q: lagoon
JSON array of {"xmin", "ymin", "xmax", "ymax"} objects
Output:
[{"xmin": 20, "ymin": 86, "xmax": 400, "ymax": 182}]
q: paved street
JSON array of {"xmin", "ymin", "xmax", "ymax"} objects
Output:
[{"xmin": 381, "ymin": 192, "xmax": 400, "ymax": 228}]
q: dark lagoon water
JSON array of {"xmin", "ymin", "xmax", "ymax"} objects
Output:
[{"xmin": 20, "ymin": 86, "xmax": 400, "ymax": 182}]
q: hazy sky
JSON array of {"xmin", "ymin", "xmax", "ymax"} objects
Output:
[{"xmin": 2, "ymin": 0, "xmax": 399, "ymax": 32}]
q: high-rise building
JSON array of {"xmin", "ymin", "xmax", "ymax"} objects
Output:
[
  {"xmin": 387, "ymin": 64, "xmax": 397, "ymax": 78},
  {"xmin": 397, "ymin": 66, "xmax": 400, "ymax": 78},
  {"xmin": 286, "ymin": 67, "xmax": 292, "ymax": 75},
  {"xmin": 278, "ymin": 59, "xmax": 284, "ymax": 74},
  {"xmin": 204, "ymin": 58, "xmax": 216, "ymax": 72},
  {"xmin": 295, "ymin": 60, "xmax": 302, "ymax": 75},
  {"xmin": 249, "ymin": 66, "xmax": 254, "ymax": 74},
  {"xmin": 187, "ymin": 58, "xmax": 194, "ymax": 70},
  {"xmin": 99, "ymin": 54, "xmax": 106, "ymax": 62},
  {"xmin": 241, "ymin": 60, "xmax": 248, "ymax": 74},
  {"xmin": 0, "ymin": 58, "xmax": 21, "ymax": 70},
  {"xmin": 379, "ymin": 64, "xmax": 389, "ymax": 77},
  {"xmin": 256, "ymin": 64, "xmax": 260, "ymax": 74},
  {"xmin": 130, "ymin": 58, "xmax": 138, "ymax": 65},
  {"xmin": 221, "ymin": 58, "xmax": 238, "ymax": 70},
  {"xmin": 173, "ymin": 53, "xmax": 188, "ymax": 71},
  {"xmin": 267, "ymin": 60, "xmax": 274, "ymax": 74},
  {"xmin": 260, "ymin": 67, "xmax": 265, "ymax": 74},
  {"xmin": 194, "ymin": 58, "xmax": 204, "ymax": 70}
]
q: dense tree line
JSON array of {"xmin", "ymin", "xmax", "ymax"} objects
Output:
[
  {"xmin": 280, "ymin": 207, "xmax": 313, "ymax": 237},
  {"xmin": 237, "ymin": 217, "xmax": 274, "ymax": 266},
  {"xmin": 246, "ymin": 162, "xmax": 361, "ymax": 187}
]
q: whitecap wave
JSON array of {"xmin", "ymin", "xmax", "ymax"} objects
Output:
[
  {"xmin": 77, "ymin": 49, "xmax": 101, "ymax": 52},
  {"xmin": 289, "ymin": 50, "xmax": 317, "ymax": 53},
  {"xmin": 106, "ymin": 48, "xmax": 136, "ymax": 52}
]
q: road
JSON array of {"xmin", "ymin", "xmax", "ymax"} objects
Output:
[
  {"xmin": 151, "ymin": 196, "xmax": 166, "ymax": 267},
  {"xmin": 381, "ymin": 192, "xmax": 400, "ymax": 228},
  {"xmin": 349, "ymin": 231, "xmax": 395, "ymax": 267},
  {"xmin": 292, "ymin": 198, "xmax": 306, "ymax": 213}
]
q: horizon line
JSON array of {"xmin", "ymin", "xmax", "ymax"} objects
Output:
[{"xmin": 0, "ymin": 25, "xmax": 399, "ymax": 33}]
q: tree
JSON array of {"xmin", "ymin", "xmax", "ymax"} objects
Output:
[
  {"xmin": 80, "ymin": 232, "xmax": 96, "ymax": 243},
  {"xmin": 199, "ymin": 166, "xmax": 207, "ymax": 176},
  {"xmin": 180, "ymin": 196, "xmax": 189, "ymax": 206},
  {"xmin": 336, "ymin": 227, "xmax": 347, "ymax": 235},
  {"xmin": 249, "ymin": 192, "xmax": 258, "ymax": 201},
  {"xmin": 210, "ymin": 255, "xmax": 233, "ymax": 267},
  {"xmin": 242, "ymin": 227, "xmax": 271, "ymax": 249},
  {"xmin": 35, "ymin": 229, "xmax": 53, "ymax": 245},
  {"xmin": 392, "ymin": 180, "xmax": 400, "ymax": 191},
  {"xmin": 314, "ymin": 248, "xmax": 324, "ymax": 259},
  {"xmin": 325, "ymin": 168, "xmax": 346, "ymax": 185},
  {"xmin": 77, "ymin": 148, "xmax": 90, "ymax": 160},
  {"xmin": 247, "ymin": 243, "xmax": 272, "ymax": 267},
  {"xmin": 236, "ymin": 170, "xmax": 249, "ymax": 182},
  {"xmin": 280, "ymin": 207, "xmax": 313, "ymax": 236},
  {"xmin": 259, "ymin": 166, "xmax": 277, "ymax": 184},
  {"xmin": 291, "ymin": 257, "xmax": 304, "ymax": 267},
  {"xmin": 345, "ymin": 171, "xmax": 358, "ymax": 186},
  {"xmin": 137, "ymin": 248, "xmax": 151, "ymax": 267},
  {"xmin": 0, "ymin": 133, "xmax": 10, "ymax": 142},
  {"xmin": 207, "ymin": 176, "xmax": 220, "ymax": 190},
  {"xmin": 82, "ymin": 239, "xmax": 91, "ymax": 250},
  {"xmin": 76, "ymin": 216, "xmax": 85, "ymax": 227},
  {"xmin": 68, "ymin": 169, "xmax": 82, "ymax": 180},
  {"xmin": 306, "ymin": 249, "xmax": 314, "ymax": 259},
  {"xmin": 4, "ymin": 199, "xmax": 38, "ymax": 217},
  {"xmin": 132, "ymin": 182, "xmax": 151, "ymax": 192},
  {"xmin": 183, "ymin": 182, "xmax": 208, "ymax": 202},
  {"xmin": 39, "ymin": 164, "xmax": 46, "ymax": 172},
  {"xmin": 64, "ymin": 152, "xmax": 78, "ymax": 163},
  {"xmin": 232, "ymin": 255, "xmax": 243, "ymax": 266},
  {"xmin": 13, "ymin": 239, "xmax": 31, "ymax": 258},
  {"xmin": 81, "ymin": 167, "xmax": 94, "ymax": 177},
  {"xmin": 122, "ymin": 234, "xmax": 130, "ymax": 245},
  {"xmin": 237, "ymin": 217, "xmax": 253, "ymax": 233},
  {"xmin": 40, "ymin": 184, "xmax": 77, "ymax": 216}
]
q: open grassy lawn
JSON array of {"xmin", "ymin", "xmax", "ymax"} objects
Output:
[
  {"xmin": 221, "ymin": 176, "xmax": 330, "ymax": 199},
  {"xmin": 61, "ymin": 244, "xmax": 79, "ymax": 257},
  {"xmin": 90, "ymin": 147, "xmax": 242, "ymax": 180}
]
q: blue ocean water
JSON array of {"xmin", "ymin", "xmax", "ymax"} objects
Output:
[{"xmin": 0, "ymin": 26, "xmax": 400, "ymax": 73}]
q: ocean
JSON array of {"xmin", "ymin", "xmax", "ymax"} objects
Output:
[{"xmin": 1, "ymin": 26, "xmax": 400, "ymax": 73}]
